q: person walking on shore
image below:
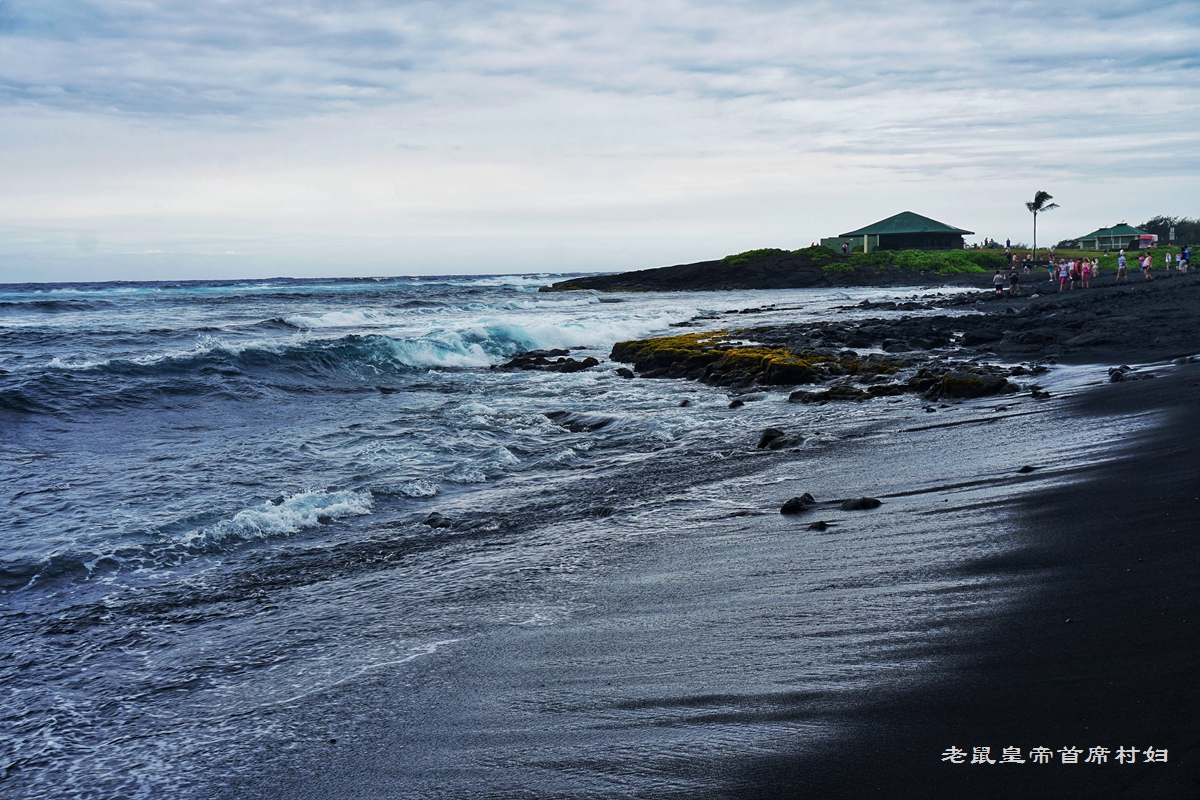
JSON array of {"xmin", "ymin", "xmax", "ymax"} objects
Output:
[
  {"xmin": 1142, "ymin": 253, "xmax": 1153, "ymax": 281},
  {"xmin": 1117, "ymin": 251, "xmax": 1128, "ymax": 283},
  {"xmin": 993, "ymin": 270, "xmax": 1005, "ymax": 296},
  {"xmin": 1165, "ymin": 250, "xmax": 1174, "ymax": 272},
  {"xmin": 1081, "ymin": 258, "xmax": 1091, "ymax": 288},
  {"xmin": 1008, "ymin": 265, "xmax": 1021, "ymax": 295},
  {"xmin": 1058, "ymin": 260, "xmax": 1070, "ymax": 291}
]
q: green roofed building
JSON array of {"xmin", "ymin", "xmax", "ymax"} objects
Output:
[
  {"xmin": 1075, "ymin": 223, "xmax": 1152, "ymax": 251},
  {"xmin": 820, "ymin": 211, "xmax": 973, "ymax": 253}
]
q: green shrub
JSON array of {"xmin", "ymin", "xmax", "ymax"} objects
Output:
[
  {"xmin": 722, "ymin": 248, "xmax": 789, "ymax": 266},
  {"xmin": 848, "ymin": 251, "xmax": 894, "ymax": 269},
  {"xmin": 793, "ymin": 245, "xmax": 839, "ymax": 264}
]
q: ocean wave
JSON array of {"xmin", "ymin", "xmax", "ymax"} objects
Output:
[
  {"xmin": 395, "ymin": 479, "xmax": 439, "ymax": 498},
  {"xmin": 285, "ymin": 308, "xmax": 413, "ymax": 329},
  {"xmin": 177, "ymin": 490, "xmax": 374, "ymax": 550},
  {"xmin": 0, "ymin": 298, "xmax": 113, "ymax": 313}
]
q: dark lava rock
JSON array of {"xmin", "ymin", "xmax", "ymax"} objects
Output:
[
  {"xmin": 1017, "ymin": 465, "xmax": 1038, "ymax": 473},
  {"xmin": 615, "ymin": 367, "xmax": 635, "ymax": 379},
  {"xmin": 544, "ymin": 411, "xmax": 616, "ymax": 432},
  {"xmin": 781, "ymin": 493, "xmax": 816, "ymax": 515},
  {"xmin": 496, "ymin": 351, "xmax": 600, "ymax": 372},
  {"xmin": 679, "ymin": 399, "xmax": 690, "ymax": 407},
  {"xmin": 788, "ymin": 384, "xmax": 870, "ymax": 403},
  {"xmin": 758, "ymin": 427, "xmax": 785, "ymax": 448},
  {"xmin": 840, "ymin": 497, "xmax": 882, "ymax": 510},
  {"xmin": 758, "ymin": 427, "xmax": 804, "ymax": 450},
  {"xmin": 423, "ymin": 512, "xmax": 453, "ymax": 529},
  {"xmin": 930, "ymin": 370, "xmax": 1010, "ymax": 399},
  {"xmin": 807, "ymin": 520, "xmax": 830, "ymax": 531},
  {"xmin": 962, "ymin": 328, "xmax": 1003, "ymax": 346},
  {"xmin": 729, "ymin": 399, "xmax": 745, "ymax": 408}
]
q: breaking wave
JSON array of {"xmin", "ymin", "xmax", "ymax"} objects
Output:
[{"xmin": 177, "ymin": 490, "xmax": 375, "ymax": 550}]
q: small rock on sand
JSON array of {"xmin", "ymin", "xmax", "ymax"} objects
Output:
[
  {"xmin": 840, "ymin": 497, "xmax": 882, "ymax": 510},
  {"xmin": 781, "ymin": 493, "xmax": 817, "ymax": 514}
]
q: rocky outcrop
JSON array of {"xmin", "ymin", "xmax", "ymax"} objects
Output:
[{"xmin": 494, "ymin": 350, "xmax": 601, "ymax": 373}]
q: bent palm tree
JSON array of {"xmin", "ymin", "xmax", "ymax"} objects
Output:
[{"xmin": 1026, "ymin": 191, "xmax": 1059, "ymax": 265}]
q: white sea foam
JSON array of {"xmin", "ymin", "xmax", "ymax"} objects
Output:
[
  {"xmin": 46, "ymin": 356, "xmax": 109, "ymax": 370},
  {"xmin": 285, "ymin": 308, "xmax": 410, "ymax": 329},
  {"xmin": 180, "ymin": 490, "xmax": 374, "ymax": 548},
  {"xmin": 397, "ymin": 479, "xmax": 440, "ymax": 498}
]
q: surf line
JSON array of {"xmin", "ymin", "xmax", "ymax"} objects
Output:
[{"xmin": 226, "ymin": 638, "xmax": 464, "ymax": 717}]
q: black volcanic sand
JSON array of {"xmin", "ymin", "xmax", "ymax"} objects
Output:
[
  {"xmin": 720, "ymin": 361, "xmax": 1200, "ymax": 800},
  {"xmin": 699, "ymin": 274, "xmax": 1200, "ymax": 799},
  {"xmin": 601, "ymin": 273, "xmax": 1200, "ymax": 798}
]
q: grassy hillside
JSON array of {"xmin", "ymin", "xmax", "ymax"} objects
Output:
[{"xmin": 721, "ymin": 245, "xmax": 995, "ymax": 276}]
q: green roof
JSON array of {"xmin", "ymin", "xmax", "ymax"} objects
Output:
[
  {"xmin": 1077, "ymin": 223, "xmax": 1147, "ymax": 240},
  {"xmin": 840, "ymin": 211, "xmax": 973, "ymax": 237}
]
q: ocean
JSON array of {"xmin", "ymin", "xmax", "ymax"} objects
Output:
[{"xmin": 0, "ymin": 275, "xmax": 1142, "ymax": 798}]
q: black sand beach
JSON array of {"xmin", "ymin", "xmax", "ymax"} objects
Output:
[
  {"xmin": 726, "ymin": 362, "xmax": 1200, "ymax": 799},
  {"xmin": 597, "ymin": 271, "xmax": 1200, "ymax": 798}
]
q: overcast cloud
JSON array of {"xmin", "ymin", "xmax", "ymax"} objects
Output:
[{"xmin": 1, "ymin": 0, "xmax": 1197, "ymax": 280}]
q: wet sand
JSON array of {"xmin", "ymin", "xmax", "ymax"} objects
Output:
[{"xmin": 724, "ymin": 360, "xmax": 1200, "ymax": 798}]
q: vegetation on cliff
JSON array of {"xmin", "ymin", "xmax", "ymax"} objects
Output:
[{"xmin": 822, "ymin": 249, "xmax": 998, "ymax": 276}]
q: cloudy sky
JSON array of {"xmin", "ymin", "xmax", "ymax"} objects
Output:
[{"xmin": 1, "ymin": 0, "xmax": 1197, "ymax": 281}]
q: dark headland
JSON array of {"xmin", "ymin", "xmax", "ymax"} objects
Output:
[
  {"xmin": 540, "ymin": 246, "xmax": 1001, "ymax": 292},
  {"xmin": 603, "ymin": 270, "xmax": 1200, "ymax": 798}
]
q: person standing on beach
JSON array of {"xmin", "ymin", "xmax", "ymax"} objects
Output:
[
  {"xmin": 1117, "ymin": 251, "xmax": 1128, "ymax": 283},
  {"xmin": 1165, "ymin": 250, "xmax": 1174, "ymax": 272},
  {"xmin": 1081, "ymin": 258, "xmax": 1091, "ymax": 288},
  {"xmin": 1142, "ymin": 253, "xmax": 1153, "ymax": 281},
  {"xmin": 1058, "ymin": 260, "xmax": 1070, "ymax": 291},
  {"xmin": 1008, "ymin": 265, "xmax": 1021, "ymax": 295},
  {"xmin": 993, "ymin": 270, "xmax": 1006, "ymax": 296}
]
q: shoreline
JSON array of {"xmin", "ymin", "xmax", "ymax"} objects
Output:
[
  {"xmin": 599, "ymin": 275, "xmax": 1200, "ymax": 797},
  {"xmin": 606, "ymin": 270, "xmax": 1200, "ymax": 394},
  {"xmin": 718, "ymin": 358, "xmax": 1200, "ymax": 799}
]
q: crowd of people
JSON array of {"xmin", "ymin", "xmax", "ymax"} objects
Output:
[{"xmin": 992, "ymin": 245, "xmax": 1192, "ymax": 296}]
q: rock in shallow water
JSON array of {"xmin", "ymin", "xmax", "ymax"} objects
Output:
[
  {"xmin": 757, "ymin": 427, "xmax": 804, "ymax": 450},
  {"xmin": 496, "ymin": 351, "xmax": 600, "ymax": 372},
  {"xmin": 423, "ymin": 512, "xmax": 453, "ymax": 528},
  {"xmin": 780, "ymin": 493, "xmax": 817, "ymax": 514}
]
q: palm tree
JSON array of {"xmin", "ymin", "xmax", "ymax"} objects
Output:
[{"xmin": 1026, "ymin": 191, "xmax": 1059, "ymax": 264}]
